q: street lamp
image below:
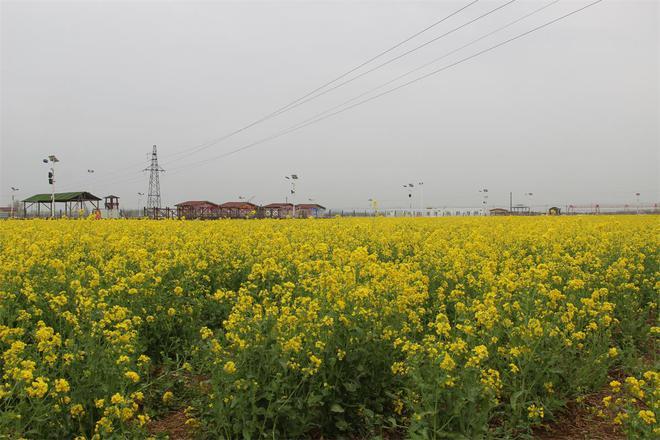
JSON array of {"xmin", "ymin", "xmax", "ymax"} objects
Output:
[
  {"xmin": 402, "ymin": 184, "xmax": 414, "ymax": 211},
  {"xmin": 43, "ymin": 155, "xmax": 59, "ymax": 218},
  {"xmin": 285, "ymin": 174, "xmax": 299, "ymax": 218},
  {"xmin": 478, "ymin": 188, "xmax": 489, "ymax": 215},
  {"xmin": 10, "ymin": 187, "xmax": 19, "ymax": 218},
  {"xmin": 418, "ymin": 182, "xmax": 424, "ymax": 212},
  {"xmin": 87, "ymin": 169, "xmax": 95, "ymax": 195},
  {"xmin": 524, "ymin": 192, "xmax": 534, "ymax": 213}
]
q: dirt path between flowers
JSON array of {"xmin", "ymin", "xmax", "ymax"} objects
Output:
[
  {"xmin": 148, "ymin": 409, "xmax": 193, "ymax": 440},
  {"xmin": 534, "ymin": 392, "xmax": 624, "ymax": 440},
  {"xmin": 147, "ymin": 394, "xmax": 624, "ymax": 440}
]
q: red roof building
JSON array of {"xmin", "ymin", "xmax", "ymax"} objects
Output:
[
  {"xmin": 263, "ymin": 203, "xmax": 294, "ymax": 219},
  {"xmin": 175, "ymin": 201, "xmax": 220, "ymax": 219},
  {"xmin": 295, "ymin": 203, "xmax": 326, "ymax": 218},
  {"xmin": 218, "ymin": 201, "xmax": 258, "ymax": 219}
]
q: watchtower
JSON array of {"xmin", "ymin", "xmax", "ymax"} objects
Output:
[{"xmin": 104, "ymin": 195, "xmax": 120, "ymax": 210}]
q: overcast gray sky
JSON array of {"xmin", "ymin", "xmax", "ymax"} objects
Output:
[{"xmin": 1, "ymin": 0, "xmax": 658, "ymax": 210}]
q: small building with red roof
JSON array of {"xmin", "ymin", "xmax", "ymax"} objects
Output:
[
  {"xmin": 263, "ymin": 202, "xmax": 294, "ymax": 219},
  {"xmin": 218, "ymin": 201, "xmax": 258, "ymax": 219},
  {"xmin": 295, "ymin": 203, "xmax": 326, "ymax": 218},
  {"xmin": 175, "ymin": 200, "xmax": 220, "ymax": 219}
]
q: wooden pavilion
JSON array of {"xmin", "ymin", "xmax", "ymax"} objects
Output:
[{"xmin": 22, "ymin": 192, "xmax": 101, "ymax": 218}]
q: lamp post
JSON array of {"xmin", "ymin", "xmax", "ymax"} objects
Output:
[
  {"xmin": 418, "ymin": 182, "xmax": 424, "ymax": 212},
  {"xmin": 524, "ymin": 192, "xmax": 533, "ymax": 214},
  {"xmin": 285, "ymin": 174, "xmax": 298, "ymax": 218},
  {"xmin": 479, "ymin": 188, "xmax": 489, "ymax": 215},
  {"xmin": 402, "ymin": 184, "xmax": 414, "ymax": 213},
  {"xmin": 43, "ymin": 155, "xmax": 59, "ymax": 218},
  {"xmin": 87, "ymin": 169, "xmax": 94, "ymax": 193},
  {"xmin": 10, "ymin": 187, "xmax": 19, "ymax": 218}
]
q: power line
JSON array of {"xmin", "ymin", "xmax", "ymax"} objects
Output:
[
  {"xmin": 57, "ymin": 156, "xmax": 149, "ymax": 193},
  {"xmin": 164, "ymin": 0, "xmax": 604, "ymax": 176},
  {"xmin": 166, "ymin": 0, "xmax": 517, "ymax": 162},
  {"xmin": 57, "ymin": 1, "xmax": 483, "ymax": 192},
  {"xmin": 282, "ymin": 0, "xmax": 563, "ymax": 131},
  {"xmin": 157, "ymin": 0, "xmax": 483, "ymax": 162},
  {"xmin": 62, "ymin": 0, "xmax": 602, "ymax": 193}
]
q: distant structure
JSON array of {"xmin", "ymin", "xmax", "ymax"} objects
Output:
[
  {"xmin": 295, "ymin": 203, "xmax": 326, "ymax": 218},
  {"xmin": 219, "ymin": 201, "xmax": 258, "ymax": 218},
  {"xmin": 175, "ymin": 201, "xmax": 220, "ymax": 219},
  {"xmin": 263, "ymin": 203, "xmax": 294, "ymax": 219},
  {"xmin": 548, "ymin": 206, "xmax": 561, "ymax": 215},
  {"xmin": 489, "ymin": 208, "xmax": 510, "ymax": 216},
  {"xmin": 144, "ymin": 145, "xmax": 164, "ymax": 213},
  {"xmin": 104, "ymin": 195, "xmax": 120, "ymax": 218},
  {"xmin": 170, "ymin": 199, "xmax": 329, "ymax": 220},
  {"xmin": 104, "ymin": 195, "xmax": 120, "ymax": 210},
  {"xmin": 510, "ymin": 205, "xmax": 531, "ymax": 215},
  {"xmin": 22, "ymin": 192, "xmax": 101, "ymax": 217}
]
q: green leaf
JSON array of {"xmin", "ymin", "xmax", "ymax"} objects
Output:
[
  {"xmin": 343, "ymin": 382, "xmax": 357, "ymax": 392},
  {"xmin": 307, "ymin": 393, "xmax": 323, "ymax": 406},
  {"xmin": 330, "ymin": 403, "xmax": 345, "ymax": 413}
]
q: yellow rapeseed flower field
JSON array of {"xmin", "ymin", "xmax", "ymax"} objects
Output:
[{"xmin": 0, "ymin": 216, "xmax": 658, "ymax": 438}]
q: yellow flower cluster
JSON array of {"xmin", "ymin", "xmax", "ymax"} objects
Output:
[
  {"xmin": 0, "ymin": 215, "xmax": 657, "ymax": 438},
  {"xmin": 602, "ymin": 370, "xmax": 659, "ymax": 437}
]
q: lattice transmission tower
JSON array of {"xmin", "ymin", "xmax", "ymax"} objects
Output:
[{"xmin": 144, "ymin": 145, "xmax": 164, "ymax": 213}]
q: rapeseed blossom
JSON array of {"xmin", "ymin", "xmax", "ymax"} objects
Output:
[{"xmin": 0, "ymin": 216, "xmax": 656, "ymax": 438}]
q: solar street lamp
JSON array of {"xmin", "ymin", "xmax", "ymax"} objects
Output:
[
  {"xmin": 402, "ymin": 184, "xmax": 414, "ymax": 211},
  {"xmin": 44, "ymin": 155, "xmax": 59, "ymax": 218},
  {"xmin": 86, "ymin": 169, "xmax": 95, "ymax": 195},
  {"xmin": 285, "ymin": 174, "xmax": 299, "ymax": 217},
  {"xmin": 479, "ymin": 188, "xmax": 489, "ymax": 215}
]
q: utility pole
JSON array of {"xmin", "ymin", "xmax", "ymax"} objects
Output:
[
  {"xmin": 144, "ymin": 145, "xmax": 164, "ymax": 218},
  {"xmin": 509, "ymin": 192, "xmax": 513, "ymax": 211}
]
